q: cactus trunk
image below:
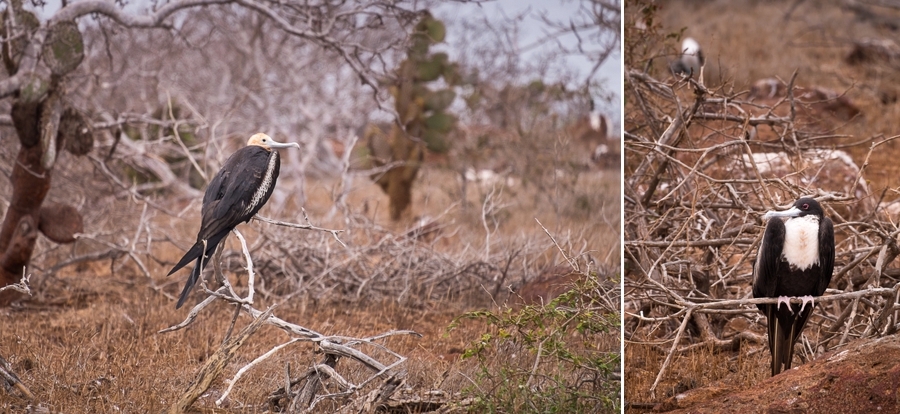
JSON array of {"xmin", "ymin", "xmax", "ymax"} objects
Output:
[
  {"xmin": 0, "ymin": 17, "xmax": 87, "ymax": 302},
  {"xmin": 0, "ymin": 143, "xmax": 50, "ymax": 304},
  {"xmin": 365, "ymin": 12, "xmax": 457, "ymax": 221}
]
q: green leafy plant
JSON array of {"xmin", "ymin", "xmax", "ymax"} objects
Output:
[{"xmin": 448, "ymin": 271, "xmax": 621, "ymax": 413}]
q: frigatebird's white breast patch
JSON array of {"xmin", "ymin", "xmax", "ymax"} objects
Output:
[
  {"xmin": 244, "ymin": 151, "xmax": 278, "ymax": 216},
  {"xmin": 782, "ymin": 215, "xmax": 820, "ymax": 271}
]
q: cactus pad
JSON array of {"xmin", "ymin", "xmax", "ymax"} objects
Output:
[{"xmin": 43, "ymin": 20, "xmax": 84, "ymax": 76}]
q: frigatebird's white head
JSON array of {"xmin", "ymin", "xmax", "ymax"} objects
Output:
[
  {"xmin": 682, "ymin": 38, "xmax": 701, "ymax": 57},
  {"xmin": 247, "ymin": 133, "xmax": 301, "ymax": 151},
  {"xmin": 762, "ymin": 198, "xmax": 824, "ymax": 221}
]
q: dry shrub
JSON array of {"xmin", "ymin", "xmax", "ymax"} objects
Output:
[{"xmin": 625, "ymin": 0, "xmax": 900, "ymax": 409}]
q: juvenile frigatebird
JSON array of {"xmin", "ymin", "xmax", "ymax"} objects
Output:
[
  {"xmin": 753, "ymin": 197, "xmax": 834, "ymax": 376},
  {"xmin": 168, "ymin": 133, "xmax": 300, "ymax": 308}
]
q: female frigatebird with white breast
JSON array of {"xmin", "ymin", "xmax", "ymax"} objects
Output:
[
  {"xmin": 168, "ymin": 133, "xmax": 300, "ymax": 308},
  {"xmin": 753, "ymin": 197, "xmax": 834, "ymax": 376}
]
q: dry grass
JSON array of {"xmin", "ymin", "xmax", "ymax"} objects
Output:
[
  {"xmin": 625, "ymin": 339, "xmax": 770, "ymax": 400},
  {"xmin": 658, "ymin": 0, "xmax": 900, "ymax": 192},
  {"xmin": 0, "ymin": 135, "xmax": 619, "ymax": 412},
  {"xmin": 0, "ymin": 282, "xmax": 484, "ymax": 412}
]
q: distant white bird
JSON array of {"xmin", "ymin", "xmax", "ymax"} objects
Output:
[
  {"xmin": 463, "ymin": 168, "xmax": 518, "ymax": 188},
  {"xmin": 671, "ymin": 37, "xmax": 704, "ymax": 78}
]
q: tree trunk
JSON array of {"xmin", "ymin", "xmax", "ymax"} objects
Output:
[{"xmin": 0, "ymin": 143, "xmax": 50, "ymax": 304}]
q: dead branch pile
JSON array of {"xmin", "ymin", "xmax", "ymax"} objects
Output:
[
  {"xmin": 231, "ymin": 215, "xmax": 546, "ymax": 308},
  {"xmin": 147, "ymin": 227, "xmax": 422, "ymax": 413},
  {"xmin": 624, "ymin": 67, "xmax": 900, "ymax": 396}
]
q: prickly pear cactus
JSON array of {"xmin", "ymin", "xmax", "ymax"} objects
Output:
[
  {"xmin": 0, "ymin": 4, "xmax": 39, "ymax": 75},
  {"xmin": 393, "ymin": 13, "xmax": 459, "ymax": 153},
  {"xmin": 366, "ymin": 12, "xmax": 460, "ymax": 220},
  {"xmin": 39, "ymin": 86, "xmax": 62, "ymax": 170},
  {"xmin": 0, "ymin": 5, "xmax": 89, "ymax": 299},
  {"xmin": 59, "ymin": 108, "xmax": 94, "ymax": 156},
  {"xmin": 43, "ymin": 20, "xmax": 84, "ymax": 76}
]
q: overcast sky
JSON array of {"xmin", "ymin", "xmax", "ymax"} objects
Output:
[{"xmin": 435, "ymin": 0, "xmax": 622, "ymax": 120}]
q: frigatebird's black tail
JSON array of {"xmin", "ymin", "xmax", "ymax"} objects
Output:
[
  {"xmin": 175, "ymin": 258, "xmax": 204, "ymax": 309},
  {"xmin": 765, "ymin": 302, "xmax": 815, "ymax": 376},
  {"xmin": 169, "ymin": 232, "xmax": 228, "ymax": 309},
  {"xmin": 168, "ymin": 241, "xmax": 205, "ymax": 277}
]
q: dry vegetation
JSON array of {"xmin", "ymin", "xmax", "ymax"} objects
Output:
[
  {"xmin": 0, "ymin": 1, "xmax": 621, "ymax": 412},
  {"xmin": 625, "ymin": 0, "xmax": 900, "ymax": 411},
  {"xmin": 0, "ymin": 142, "xmax": 621, "ymax": 413}
]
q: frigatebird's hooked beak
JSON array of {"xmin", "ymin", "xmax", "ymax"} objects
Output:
[
  {"xmin": 762, "ymin": 206, "xmax": 802, "ymax": 220},
  {"xmin": 267, "ymin": 139, "xmax": 301, "ymax": 150}
]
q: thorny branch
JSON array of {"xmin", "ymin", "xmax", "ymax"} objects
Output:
[
  {"xmin": 625, "ymin": 67, "xmax": 900, "ymax": 397},
  {"xmin": 253, "ymin": 214, "xmax": 346, "ymax": 247}
]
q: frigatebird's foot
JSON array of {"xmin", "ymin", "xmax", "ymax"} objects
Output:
[
  {"xmin": 776, "ymin": 296, "xmax": 793, "ymax": 314},
  {"xmin": 798, "ymin": 295, "xmax": 815, "ymax": 314}
]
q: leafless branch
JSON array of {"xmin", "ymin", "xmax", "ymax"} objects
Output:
[{"xmin": 626, "ymin": 61, "xmax": 899, "ymax": 397}]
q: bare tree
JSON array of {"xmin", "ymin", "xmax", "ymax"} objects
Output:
[{"xmin": 0, "ymin": 0, "xmax": 445, "ymax": 298}]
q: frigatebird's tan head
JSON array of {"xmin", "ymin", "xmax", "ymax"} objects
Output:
[{"xmin": 247, "ymin": 133, "xmax": 301, "ymax": 151}]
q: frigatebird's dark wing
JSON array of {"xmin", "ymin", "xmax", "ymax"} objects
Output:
[
  {"xmin": 197, "ymin": 146, "xmax": 275, "ymax": 242},
  {"xmin": 194, "ymin": 159, "xmax": 231, "ymax": 240},
  {"xmin": 816, "ymin": 217, "xmax": 835, "ymax": 296},
  {"xmin": 753, "ymin": 217, "xmax": 789, "ymax": 375},
  {"xmin": 202, "ymin": 159, "xmax": 230, "ymax": 207},
  {"xmin": 753, "ymin": 217, "xmax": 786, "ymax": 307}
]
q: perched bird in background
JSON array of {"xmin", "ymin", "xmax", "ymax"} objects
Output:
[
  {"xmin": 671, "ymin": 37, "xmax": 704, "ymax": 78},
  {"xmin": 168, "ymin": 133, "xmax": 300, "ymax": 308},
  {"xmin": 753, "ymin": 197, "xmax": 835, "ymax": 376}
]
